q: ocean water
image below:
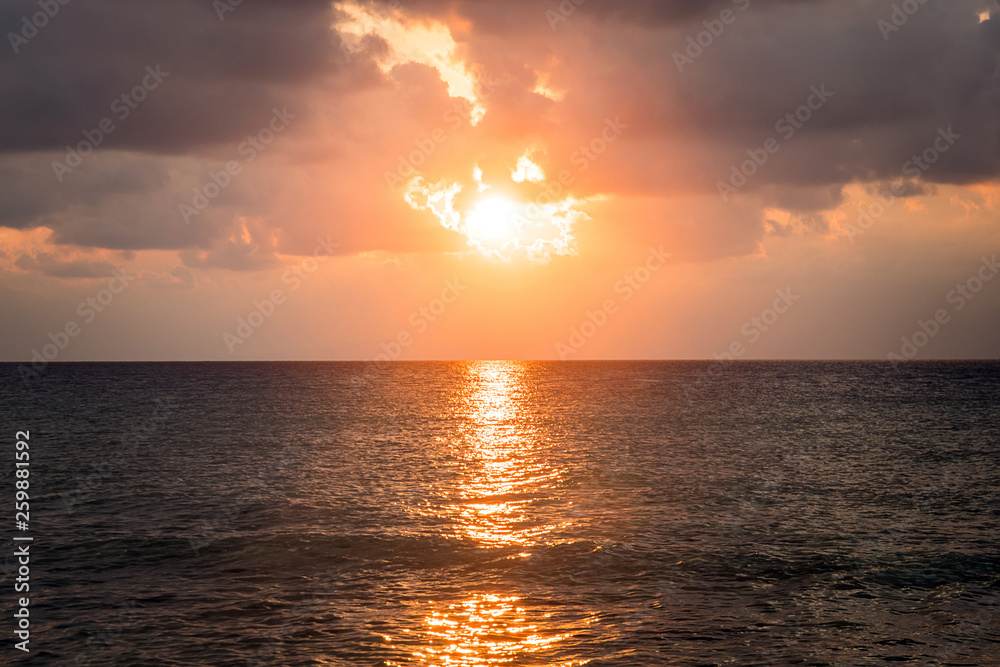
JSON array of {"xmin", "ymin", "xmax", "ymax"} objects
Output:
[{"xmin": 1, "ymin": 361, "xmax": 998, "ymax": 666}]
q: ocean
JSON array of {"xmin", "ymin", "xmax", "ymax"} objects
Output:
[{"xmin": 1, "ymin": 361, "xmax": 998, "ymax": 665}]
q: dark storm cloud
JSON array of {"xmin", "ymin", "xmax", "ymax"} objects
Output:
[
  {"xmin": 2, "ymin": 0, "xmax": 999, "ymax": 261},
  {"xmin": 478, "ymin": 0, "xmax": 1000, "ymax": 204},
  {"xmin": 0, "ymin": 0, "xmax": 369, "ymax": 266},
  {"xmin": 0, "ymin": 152, "xmax": 250, "ymax": 250},
  {"xmin": 395, "ymin": 0, "xmax": 815, "ymax": 30},
  {"xmin": 362, "ymin": 0, "xmax": 1000, "ymax": 207},
  {"xmin": 671, "ymin": 0, "xmax": 1000, "ymax": 192},
  {"xmin": 0, "ymin": 153, "xmax": 170, "ymax": 229},
  {"xmin": 0, "ymin": 0, "xmax": 339, "ymax": 153}
]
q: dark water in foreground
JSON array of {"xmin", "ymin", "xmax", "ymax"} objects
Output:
[{"xmin": 1, "ymin": 361, "xmax": 998, "ymax": 666}]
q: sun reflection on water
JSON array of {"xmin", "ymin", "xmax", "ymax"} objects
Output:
[
  {"xmin": 389, "ymin": 361, "xmax": 589, "ymax": 665},
  {"xmin": 386, "ymin": 592, "xmax": 595, "ymax": 667},
  {"xmin": 402, "ymin": 593, "xmax": 582, "ymax": 666},
  {"xmin": 445, "ymin": 361, "xmax": 567, "ymax": 548}
]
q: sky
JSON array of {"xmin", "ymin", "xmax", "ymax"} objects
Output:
[{"xmin": 2, "ymin": 0, "xmax": 999, "ymax": 362}]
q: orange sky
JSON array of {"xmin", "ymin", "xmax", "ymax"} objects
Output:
[{"xmin": 2, "ymin": 0, "xmax": 999, "ymax": 361}]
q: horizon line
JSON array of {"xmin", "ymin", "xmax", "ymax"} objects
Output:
[{"xmin": 4, "ymin": 358, "xmax": 1000, "ymax": 364}]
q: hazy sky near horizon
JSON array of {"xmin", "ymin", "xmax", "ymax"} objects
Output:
[{"xmin": 2, "ymin": 0, "xmax": 999, "ymax": 361}]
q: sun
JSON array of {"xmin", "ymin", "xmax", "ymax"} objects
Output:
[
  {"xmin": 465, "ymin": 195, "xmax": 519, "ymax": 244},
  {"xmin": 403, "ymin": 154, "xmax": 587, "ymax": 262}
]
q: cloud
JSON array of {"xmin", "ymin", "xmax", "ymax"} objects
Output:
[
  {"xmin": 143, "ymin": 264, "xmax": 197, "ymax": 289},
  {"xmin": 1, "ymin": 0, "xmax": 999, "ymax": 266},
  {"xmin": 178, "ymin": 217, "xmax": 281, "ymax": 271},
  {"xmin": 14, "ymin": 251, "xmax": 117, "ymax": 278},
  {"xmin": 0, "ymin": 0, "xmax": 341, "ymax": 153}
]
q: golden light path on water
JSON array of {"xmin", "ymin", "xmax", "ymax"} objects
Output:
[
  {"xmin": 450, "ymin": 361, "xmax": 564, "ymax": 548},
  {"xmin": 387, "ymin": 361, "xmax": 594, "ymax": 666}
]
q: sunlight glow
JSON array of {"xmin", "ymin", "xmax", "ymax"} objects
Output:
[
  {"xmin": 404, "ymin": 161, "xmax": 587, "ymax": 262},
  {"xmin": 532, "ymin": 72, "xmax": 565, "ymax": 101},
  {"xmin": 511, "ymin": 154, "xmax": 546, "ymax": 184},
  {"xmin": 384, "ymin": 593, "xmax": 588, "ymax": 667},
  {"xmin": 334, "ymin": 2, "xmax": 486, "ymax": 123},
  {"xmin": 466, "ymin": 195, "xmax": 518, "ymax": 243},
  {"xmin": 472, "ymin": 165, "xmax": 487, "ymax": 191},
  {"xmin": 380, "ymin": 362, "xmax": 597, "ymax": 666}
]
